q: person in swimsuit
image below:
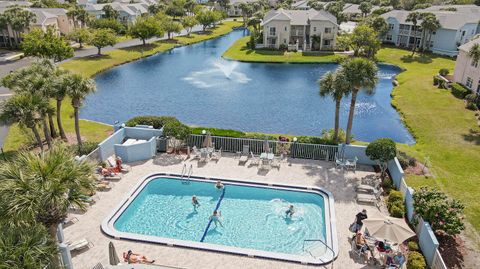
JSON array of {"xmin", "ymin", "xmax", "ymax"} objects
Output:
[
  {"xmin": 285, "ymin": 205, "xmax": 295, "ymax": 218},
  {"xmin": 210, "ymin": 210, "xmax": 223, "ymax": 227},
  {"xmin": 192, "ymin": 195, "xmax": 200, "ymax": 211},
  {"xmin": 125, "ymin": 250, "xmax": 155, "ymax": 264},
  {"xmin": 215, "ymin": 180, "xmax": 224, "ymax": 189}
]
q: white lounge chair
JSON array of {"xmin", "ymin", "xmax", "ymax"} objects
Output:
[
  {"xmin": 68, "ymin": 238, "xmax": 93, "ymax": 252},
  {"xmin": 356, "ymin": 180, "xmax": 381, "ymax": 194},
  {"xmin": 271, "ymin": 156, "xmax": 281, "ymax": 170},
  {"xmin": 238, "ymin": 145, "xmax": 249, "ymax": 164},
  {"xmin": 63, "ymin": 216, "xmax": 79, "ymax": 227},
  {"xmin": 211, "ymin": 148, "xmax": 222, "ymax": 162},
  {"xmin": 191, "ymin": 146, "xmax": 201, "ymax": 160},
  {"xmin": 248, "ymin": 152, "xmax": 259, "ymax": 165},
  {"xmin": 346, "ymin": 157, "xmax": 358, "ymax": 171},
  {"xmin": 335, "ymin": 152, "xmax": 346, "ymax": 169},
  {"xmin": 356, "ymin": 188, "xmax": 383, "ymax": 207}
]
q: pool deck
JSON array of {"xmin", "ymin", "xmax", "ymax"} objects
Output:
[{"xmin": 64, "ymin": 153, "xmax": 383, "ymax": 269}]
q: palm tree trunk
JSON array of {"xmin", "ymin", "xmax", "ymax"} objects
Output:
[
  {"xmin": 73, "ymin": 106, "xmax": 82, "ymax": 147},
  {"xmin": 31, "ymin": 125, "xmax": 44, "ymax": 151},
  {"xmin": 42, "ymin": 118, "xmax": 52, "ymax": 149},
  {"xmin": 48, "ymin": 224, "xmax": 62, "ymax": 267},
  {"xmin": 334, "ymin": 98, "xmax": 340, "ymax": 143},
  {"xmin": 345, "ymin": 89, "xmax": 358, "ymax": 144},
  {"xmin": 48, "ymin": 112, "xmax": 57, "ymax": 138},
  {"xmin": 97, "ymin": 46, "xmax": 101, "ymax": 55},
  {"xmin": 56, "ymin": 99, "xmax": 67, "ymax": 140}
]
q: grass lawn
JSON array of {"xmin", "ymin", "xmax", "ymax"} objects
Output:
[
  {"xmin": 222, "ymin": 36, "xmax": 340, "ymax": 63},
  {"xmin": 3, "ymin": 21, "xmax": 243, "ymax": 151},
  {"xmin": 376, "ymin": 48, "xmax": 480, "ymax": 232}
]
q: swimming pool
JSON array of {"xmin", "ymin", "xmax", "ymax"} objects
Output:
[{"xmin": 102, "ymin": 173, "xmax": 338, "ymax": 265}]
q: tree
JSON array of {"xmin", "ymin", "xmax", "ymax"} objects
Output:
[
  {"xmin": 166, "ymin": 0, "xmax": 186, "ymax": 19},
  {"xmin": 238, "ymin": 3, "xmax": 253, "ymax": 27},
  {"xmin": 65, "ymin": 74, "xmax": 96, "ymax": 147},
  {"xmin": 89, "ymin": 18, "xmax": 126, "ymax": 34},
  {"xmin": 102, "ymin": 5, "xmax": 119, "ymax": 19},
  {"xmin": 413, "ymin": 187, "xmax": 465, "ymax": 236},
  {"xmin": 363, "ymin": 15, "xmax": 388, "ymax": 38},
  {"xmin": 3, "ymin": 6, "xmax": 36, "ymax": 47},
  {"xmin": 196, "ymin": 10, "xmax": 216, "ymax": 31},
  {"xmin": 341, "ymin": 58, "xmax": 378, "ymax": 144},
  {"xmin": 184, "ymin": 0, "xmax": 197, "ymax": 13},
  {"xmin": 0, "ymin": 13, "xmax": 12, "ymax": 48},
  {"xmin": 67, "ymin": 5, "xmax": 89, "ymax": 28},
  {"xmin": 406, "ymin": 11, "xmax": 421, "ymax": 56},
  {"xmin": 181, "ymin": 16, "xmax": 197, "ymax": 36},
  {"xmin": 308, "ymin": 0, "xmax": 324, "ymax": 10},
  {"xmin": 68, "ymin": 27, "xmax": 92, "ymax": 48},
  {"xmin": 88, "ymin": 28, "xmax": 117, "ymax": 55},
  {"xmin": 468, "ymin": 43, "xmax": 480, "ymax": 64},
  {"xmin": 0, "ymin": 93, "xmax": 50, "ymax": 150},
  {"xmin": 318, "ymin": 70, "xmax": 350, "ymax": 143},
  {"xmin": 326, "ymin": 1, "xmax": 346, "ymax": 24},
  {"xmin": 217, "ymin": 0, "xmax": 230, "ymax": 10},
  {"xmin": 0, "ymin": 144, "xmax": 95, "ymax": 240},
  {"xmin": 52, "ymin": 69, "xmax": 70, "ymax": 140},
  {"xmin": 344, "ymin": 24, "xmax": 381, "ymax": 58},
  {"xmin": 128, "ymin": 16, "xmax": 163, "ymax": 45},
  {"xmin": 21, "ymin": 27, "xmax": 74, "ymax": 62},
  {"xmin": 161, "ymin": 17, "xmax": 183, "ymax": 39},
  {"xmin": 0, "ymin": 222, "xmax": 57, "ymax": 269},
  {"xmin": 359, "ymin": 1, "xmax": 372, "ymax": 17},
  {"xmin": 420, "ymin": 13, "xmax": 440, "ymax": 52},
  {"xmin": 365, "ymin": 138, "xmax": 396, "ymax": 179}
]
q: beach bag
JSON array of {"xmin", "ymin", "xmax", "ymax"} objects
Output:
[{"xmin": 349, "ymin": 222, "xmax": 357, "ymax": 233}]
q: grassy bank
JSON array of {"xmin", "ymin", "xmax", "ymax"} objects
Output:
[
  {"xmin": 222, "ymin": 36, "xmax": 340, "ymax": 63},
  {"xmin": 4, "ymin": 21, "xmax": 243, "ymax": 151}
]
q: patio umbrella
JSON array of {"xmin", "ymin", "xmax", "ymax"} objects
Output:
[
  {"xmin": 263, "ymin": 139, "xmax": 270, "ymax": 153},
  {"xmin": 108, "ymin": 241, "xmax": 120, "ymax": 265},
  {"xmin": 363, "ymin": 216, "xmax": 416, "ymax": 244},
  {"xmin": 202, "ymin": 133, "xmax": 212, "ymax": 148}
]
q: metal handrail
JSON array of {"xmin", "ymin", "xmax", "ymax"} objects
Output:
[
  {"xmin": 302, "ymin": 238, "xmax": 336, "ymax": 264},
  {"xmin": 180, "ymin": 164, "xmax": 187, "ymax": 179}
]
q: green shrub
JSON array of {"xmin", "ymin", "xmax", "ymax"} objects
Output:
[
  {"xmin": 407, "ymin": 241, "xmax": 419, "ymax": 252},
  {"xmin": 388, "ymin": 190, "xmax": 403, "ymax": 203},
  {"xmin": 465, "ymin": 93, "xmax": 478, "ymax": 103},
  {"xmin": 390, "ymin": 204, "xmax": 405, "ymax": 217},
  {"xmin": 407, "ymin": 251, "xmax": 427, "ymax": 269},
  {"xmin": 387, "ymin": 190, "xmax": 405, "ymax": 217},
  {"xmin": 89, "ymin": 18, "xmax": 126, "ymax": 34},
  {"xmin": 432, "ymin": 75, "xmax": 439, "ymax": 86},
  {"xmin": 163, "ymin": 120, "xmax": 191, "ymax": 140},
  {"xmin": 438, "ymin": 68, "xmax": 449, "ymax": 76},
  {"xmin": 68, "ymin": 141, "xmax": 99, "ymax": 156},
  {"xmin": 382, "ymin": 176, "xmax": 393, "ymax": 190},
  {"xmin": 279, "ymin": 43, "xmax": 288, "ymax": 51},
  {"xmin": 126, "ymin": 116, "xmax": 180, "ymax": 129},
  {"xmin": 191, "ymin": 127, "xmax": 245, "ymax": 138},
  {"xmin": 450, "ymin": 83, "xmax": 471, "ymax": 99},
  {"xmin": 437, "ymin": 79, "xmax": 446, "ymax": 89},
  {"xmin": 466, "ymin": 102, "xmax": 478, "ymax": 111}
]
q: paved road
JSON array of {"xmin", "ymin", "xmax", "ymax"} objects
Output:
[{"xmin": 0, "ymin": 25, "xmax": 206, "ymax": 147}]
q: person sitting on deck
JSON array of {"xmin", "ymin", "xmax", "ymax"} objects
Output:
[
  {"xmin": 385, "ymin": 251, "xmax": 406, "ymax": 268},
  {"xmin": 285, "ymin": 205, "xmax": 295, "ymax": 218},
  {"xmin": 215, "ymin": 180, "xmax": 224, "ymax": 189},
  {"xmin": 355, "ymin": 232, "xmax": 370, "ymax": 261},
  {"xmin": 124, "ymin": 250, "xmax": 155, "ymax": 264}
]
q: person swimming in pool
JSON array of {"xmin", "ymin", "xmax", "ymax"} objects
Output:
[
  {"xmin": 210, "ymin": 210, "xmax": 223, "ymax": 227},
  {"xmin": 192, "ymin": 195, "xmax": 200, "ymax": 211},
  {"xmin": 215, "ymin": 180, "xmax": 224, "ymax": 189},
  {"xmin": 285, "ymin": 205, "xmax": 295, "ymax": 218}
]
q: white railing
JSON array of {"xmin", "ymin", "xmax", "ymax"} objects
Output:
[{"xmin": 431, "ymin": 249, "xmax": 448, "ymax": 269}]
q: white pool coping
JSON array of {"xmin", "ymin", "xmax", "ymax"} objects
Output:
[{"xmin": 101, "ymin": 173, "xmax": 339, "ymax": 266}]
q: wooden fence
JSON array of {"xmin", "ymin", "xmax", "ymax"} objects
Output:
[{"xmin": 187, "ymin": 134, "xmax": 338, "ymax": 161}]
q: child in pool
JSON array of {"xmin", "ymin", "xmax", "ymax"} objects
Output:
[
  {"xmin": 192, "ymin": 195, "xmax": 200, "ymax": 211},
  {"xmin": 285, "ymin": 205, "xmax": 295, "ymax": 218},
  {"xmin": 210, "ymin": 210, "xmax": 223, "ymax": 227}
]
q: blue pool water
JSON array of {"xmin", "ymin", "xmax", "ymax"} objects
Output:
[
  {"xmin": 82, "ymin": 29, "xmax": 414, "ymax": 144},
  {"xmin": 113, "ymin": 177, "xmax": 327, "ymax": 256}
]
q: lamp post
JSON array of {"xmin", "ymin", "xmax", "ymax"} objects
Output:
[
  {"xmin": 202, "ymin": 129, "xmax": 206, "ymax": 135},
  {"xmin": 292, "ymin": 137, "xmax": 297, "ymax": 158}
]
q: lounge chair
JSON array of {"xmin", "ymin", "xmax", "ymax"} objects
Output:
[
  {"xmin": 356, "ymin": 188, "xmax": 383, "ymax": 207},
  {"xmin": 63, "ymin": 216, "xmax": 79, "ymax": 227},
  {"xmin": 335, "ymin": 152, "xmax": 346, "ymax": 169},
  {"xmin": 211, "ymin": 148, "xmax": 222, "ymax": 162},
  {"xmin": 259, "ymin": 158, "xmax": 270, "ymax": 170},
  {"xmin": 68, "ymin": 238, "xmax": 93, "ymax": 252},
  {"xmin": 107, "ymin": 156, "xmax": 130, "ymax": 173},
  {"xmin": 356, "ymin": 180, "xmax": 381, "ymax": 194},
  {"xmin": 250, "ymin": 152, "xmax": 260, "ymax": 166},
  {"xmin": 238, "ymin": 145, "xmax": 249, "ymax": 164},
  {"xmin": 191, "ymin": 146, "xmax": 201, "ymax": 160},
  {"xmin": 92, "ymin": 263, "xmax": 105, "ymax": 269},
  {"xmin": 271, "ymin": 155, "xmax": 281, "ymax": 170},
  {"xmin": 96, "ymin": 181, "xmax": 113, "ymax": 191}
]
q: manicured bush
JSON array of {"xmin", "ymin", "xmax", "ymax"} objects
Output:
[
  {"xmin": 126, "ymin": 116, "xmax": 180, "ymax": 129},
  {"xmin": 407, "ymin": 241, "xmax": 419, "ymax": 252},
  {"xmin": 279, "ymin": 43, "xmax": 288, "ymax": 51},
  {"xmin": 466, "ymin": 102, "xmax": 478, "ymax": 111},
  {"xmin": 465, "ymin": 93, "xmax": 478, "ymax": 102},
  {"xmin": 191, "ymin": 127, "xmax": 245, "ymax": 138},
  {"xmin": 450, "ymin": 83, "xmax": 471, "ymax": 99},
  {"xmin": 407, "ymin": 251, "xmax": 427, "ymax": 269},
  {"xmin": 382, "ymin": 176, "xmax": 393, "ymax": 191},
  {"xmin": 438, "ymin": 68, "xmax": 449, "ymax": 76},
  {"xmin": 366, "ymin": 138, "xmax": 397, "ymax": 179},
  {"xmin": 388, "ymin": 190, "xmax": 403, "ymax": 203},
  {"xmin": 389, "ymin": 205, "xmax": 405, "ymax": 218},
  {"xmin": 432, "ymin": 75, "xmax": 439, "ymax": 86},
  {"xmin": 387, "ymin": 190, "xmax": 405, "ymax": 217}
]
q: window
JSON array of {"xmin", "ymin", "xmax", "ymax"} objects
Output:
[
  {"xmin": 269, "ymin": 27, "xmax": 276, "ymax": 36},
  {"xmin": 285, "ymin": 26, "xmax": 287, "ymax": 31},
  {"xmin": 323, "ymin": 39, "xmax": 331, "ymax": 46},
  {"xmin": 471, "ymin": 59, "xmax": 479, "ymax": 68},
  {"xmin": 466, "ymin": 77, "xmax": 473, "ymax": 89},
  {"xmin": 284, "ymin": 38, "xmax": 286, "ymax": 44},
  {"xmin": 461, "ymin": 31, "xmax": 465, "ymax": 37},
  {"xmin": 388, "ymin": 23, "xmax": 394, "ymax": 30},
  {"xmin": 313, "ymin": 27, "xmax": 316, "ymax": 32},
  {"xmin": 386, "ymin": 34, "xmax": 392, "ymax": 41},
  {"xmin": 325, "ymin": 28, "xmax": 331, "ymax": 33}
]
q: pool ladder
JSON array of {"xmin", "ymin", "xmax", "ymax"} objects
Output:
[{"xmin": 181, "ymin": 164, "xmax": 193, "ymax": 184}]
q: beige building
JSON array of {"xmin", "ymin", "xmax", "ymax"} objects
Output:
[
  {"xmin": 453, "ymin": 36, "xmax": 480, "ymax": 94},
  {"xmin": 260, "ymin": 8, "xmax": 338, "ymax": 51}
]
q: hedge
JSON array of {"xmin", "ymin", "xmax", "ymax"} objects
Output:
[
  {"xmin": 125, "ymin": 116, "xmax": 180, "ymax": 129},
  {"xmin": 407, "ymin": 251, "xmax": 427, "ymax": 269},
  {"xmin": 450, "ymin": 83, "xmax": 471, "ymax": 99},
  {"xmin": 387, "ymin": 190, "xmax": 405, "ymax": 218}
]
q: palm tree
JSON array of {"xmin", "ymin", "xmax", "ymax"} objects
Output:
[
  {"xmin": 0, "ymin": 93, "xmax": 50, "ymax": 150},
  {"xmin": 0, "ymin": 144, "xmax": 95, "ymax": 239},
  {"xmin": 0, "ymin": 222, "xmax": 57, "ymax": 269},
  {"xmin": 406, "ymin": 11, "xmax": 421, "ymax": 56},
  {"xmin": 318, "ymin": 70, "xmax": 350, "ymax": 143},
  {"xmin": 66, "ymin": 74, "xmax": 96, "ymax": 147},
  {"xmin": 420, "ymin": 13, "xmax": 440, "ymax": 52},
  {"xmin": 4, "ymin": 6, "xmax": 35, "ymax": 47},
  {"xmin": 341, "ymin": 58, "xmax": 379, "ymax": 144},
  {"xmin": 469, "ymin": 43, "xmax": 480, "ymax": 63},
  {"xmin": 52, "ymin": 69, "xmax": 70, "ymax": 141},
  {"xmin": 0, "ymin": 13, "xmax": 10, "ymax": 48}
]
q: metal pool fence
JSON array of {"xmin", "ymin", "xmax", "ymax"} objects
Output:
[{"xmin": 186, "ymin": 134, "xmax": 338, "ymax": 161}]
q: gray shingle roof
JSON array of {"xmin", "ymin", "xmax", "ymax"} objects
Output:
[
  {"xmin": 262, "ymin": 8, "xmax": 337, "ymax": 26},
  {"xmin": 459, "ymin": 35, "xmax": 480, "ymax": 52},
  {"xmin": 381, "ymin": 9, "xmax": 480, "ymax": 30}
]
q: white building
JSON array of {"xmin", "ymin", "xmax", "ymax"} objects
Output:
[
  {"xmin": 453, "ymin": 36, "xmax": 480, "ymax": 94},
  {"xmin": 261, "ymin": 8, "xmax": 338, "ymax": 51},
  {"xmin": 381, "ymin": 6, "xmax": 480, "ymax": 56},
  {"xmin": 85, "ymin": 2, "xmax": 148, "ymax": 25}
]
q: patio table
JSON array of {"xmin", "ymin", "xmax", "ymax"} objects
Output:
[{"xmin": 260, "ymin": 153, "xmax": 274, "ymax": 160}]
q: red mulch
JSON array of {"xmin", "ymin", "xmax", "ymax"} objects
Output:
[
  {"xmin": 404, "ymin": 161, "xmax": 431, "ymax": 177},
  {"xmin": 436, "ymin": 233, "xmax": 465, "ymax": 269}
]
